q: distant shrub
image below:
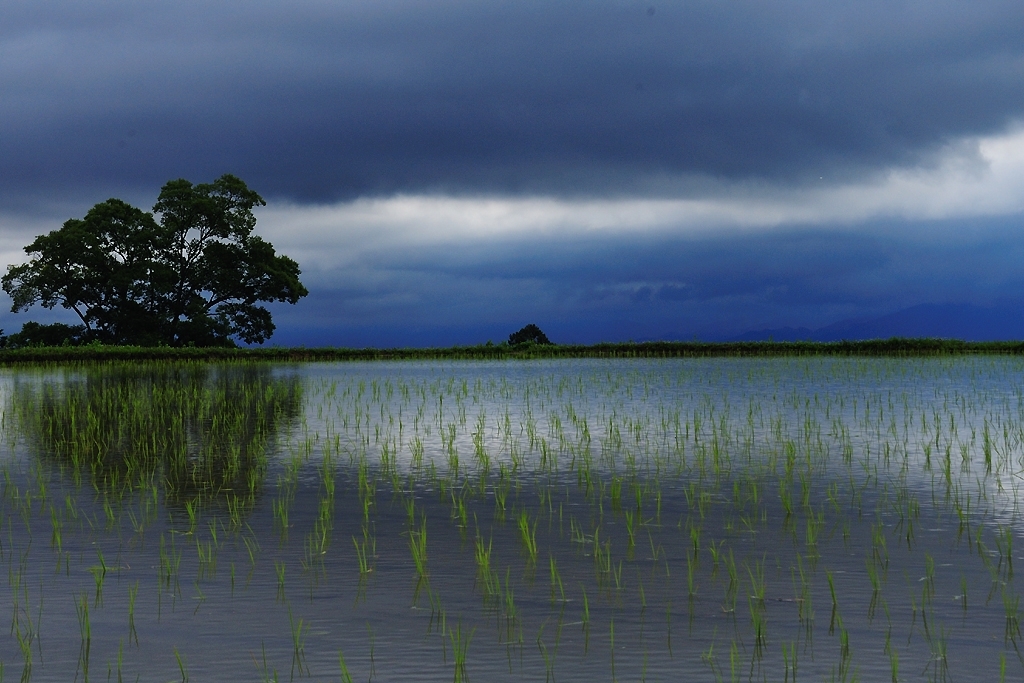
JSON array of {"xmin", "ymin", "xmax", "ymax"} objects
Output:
[
  {"xmin": 4, "ymin": 322, "xmax": 88, "ymax": 348},
  {"xmin": 508, "ymin": 324, "xmax": 552, "ymax": 346}
]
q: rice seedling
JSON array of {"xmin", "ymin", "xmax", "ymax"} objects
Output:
[
  {"xmin": 75, "ymin": 591, "xmax": 91, "ymax": 679},
  {"xmin": 128, "ymin": 580, "xmax": 139, "ymax": 646},
  {"xmin": 833, "ymin": 618, "xmax": 852, "ymax": 683},
  {"xmin": 547, "ymin": 555, "xmax": 566, "ymax": 604},
  {"xmin": 1002, "ymin": 584, "xmax": 1021, "ymax": 645},
  {"xmin": 333, "ymin": 649, "xmax": 353, "ymax": 683},
  {"xmin": 826, "ymin": 570, "xmax": 839, "ymax": 634},
  {"xmin": 580, "ymin": 584, "xmax": 590, "ymax": 630},
  {"xmin": 611, "ymin": 559, "xmax": 624, "ymax": 592},
  {"xmin": 196, "ymin": 535, "xmax": 217, "ymax": 579},
  {"xmin": 888, "ymin": 639, "xmax": 899, "ymax": 683},
  {"xmin": 366, "ymin": 622, "xmax": 378, "ymax": 679},
  {"xmin": 746, "ymin": 557, "xmax": 769, "ymax": 656},
  {"xmin": 922, "ymin": 553, "xmax": 935, "ymax": 605},
  {"xmin": 871, "ymin": 518, "xmax": 889, "ymax": 571},
  {"xmin": 450, "ymin": 489, "xmax": 469, "ymax": 532},
  {"xmin": 288, "ymin": 607, "xmax": 309, "ymax": 678},
  {"xmin": 114, "ymin": 638, "xmax": 125, "ymax": 683},
  {"xmin": 275, "ymin": 560, "xmax": 286, "ymax": 601},
  {"xmin": 49, "ymin": 503, "xmax": 63, "ymax": 553},
  {"xmin": 517, "ymin": 510, "xmax": 538, "ymax": 565},
  {"xmin": 159, "ymin": 533, "xmax": 183, "ymax": 593},
  {"xmin": 502, "ymin": 568, "xmax": 521, "ymax": 635},
  {"xmin": 89, "ymin": 548, "xmax": 108, "ymax": 605},
  {"xmin": 11, "ymin": 597, "xmax": 38, "ymax": 682},
  {"xmin": 449, "ymin": 620, "xmax": 474, "ymax": 683},
  {"xmin": 174, "ymin": 646, "xmax": 189, "ymax": 682},
  {"xmin": 700, "ymin": 634, "xmax": 722, "ymax": 681},
  {"xmin": 686, "ymin": 550, "xmax": 697, "ymax": 600},
  {"xmin": 353, "ymin": 524, "xmax": 376, "ymax": 577},
  {"xmin": 184, "ymin": 499, "xmax": 198, "ymax": 534},
  {"xmin": 866, "ymin": 558, "xmax": 881, "ymax": 620},
  {"xmin": 995, "ymin": 525, "xmax": 1014, "ymax": 580},
  {"xmin": 782, "ymin": 641, "xmax": 798, "ymax": 682},
  {"xmin": 271, "ymin": 497, "xmax": 289, "ymax": 540},
  {"xmin": 239, "ymin": 527, "xmax": 259, "ymax": 559},
  {"xmin": 254, "ymin": 642, "xmax": 279, "ymax": 683},
  {"xmin": 425, "ymin": 584, "xmax": 447, "ymax": 634},
  {"xmin": 924, "ymin": 624, "xmax": 950, "ymax": 682},
  {"xmin": 472, "ymin": 531, "xmax": 498, "ymax": 602},
  {"xmin": 409, "ymin": 515, "xmax": 429, "ymax": 581},
  {"xmin": 723, "ymin": 549, "xmax": 739, "ymax": 613}
]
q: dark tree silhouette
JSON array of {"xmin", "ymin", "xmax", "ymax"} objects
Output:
[
  {"xmin": 2, "ymin": 322, "xmax": 86, "ymax": 348},
  {"xmin": 508, "ymin": 324, "xmax": 552, "ymax": 345},
  {"xmin": 2, "ymin": 175, "xmax": 307, "ymax": 346}
]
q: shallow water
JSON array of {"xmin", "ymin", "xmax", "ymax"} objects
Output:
[{"xmin": 0, "ymin": 357, "xmax": 1022, "ymax": 681}]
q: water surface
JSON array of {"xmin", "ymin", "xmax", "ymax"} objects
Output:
[{"xmin": 0, "ymin": 357, "xmax": 1022, "ymax": 681}]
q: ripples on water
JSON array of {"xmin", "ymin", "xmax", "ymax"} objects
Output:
[{"xmin": 0, "ymin": 357, "xmax": 1022, "ymax": 681}]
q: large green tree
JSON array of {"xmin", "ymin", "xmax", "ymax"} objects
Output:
[{"xmin": 2, "ymin": 175, "xmax": 308, "ymax": 346}]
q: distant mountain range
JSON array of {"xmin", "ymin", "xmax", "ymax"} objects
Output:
[{"xmin": 728, "ymin": 303, "xmax": 1024, "ymax": 342}]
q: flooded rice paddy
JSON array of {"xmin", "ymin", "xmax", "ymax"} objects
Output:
[{"xmin": 0, "ymin": 357, "xmax": 1023, "ymax": 681}]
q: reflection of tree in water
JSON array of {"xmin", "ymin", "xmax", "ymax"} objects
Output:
[{"xmin": 10, "ymin": 363, "xmax": 302, "ymax": 504}]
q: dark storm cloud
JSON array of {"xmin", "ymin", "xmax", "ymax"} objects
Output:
[
  {"xmin": 245, "ymin": 215, "xmax": 1024, "ymax": 346},
  {"xmin": 3, "ymin": 0, "xmax": 1024, "ymax": 207},
  {"xmin": 384, "ymin": 230, "xmax": 890, "ymax": 305},
  {"xmin": 359, "ymin": 222, "xmax": 1015, "ymax": 311}
]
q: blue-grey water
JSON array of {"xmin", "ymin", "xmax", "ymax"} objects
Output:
[{"xmin": 0, "ymin": 357, "xmax": 1022, "ymax": 681}]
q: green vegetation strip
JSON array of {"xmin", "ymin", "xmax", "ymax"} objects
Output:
[{"xmin": 2, "ymin": 337, "xmax": 1024, "ymax": 364}]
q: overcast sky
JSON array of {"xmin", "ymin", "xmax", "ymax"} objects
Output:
[{"xmin": 3, "ymin": 1, "xmax": 1024, "ymax": 345}]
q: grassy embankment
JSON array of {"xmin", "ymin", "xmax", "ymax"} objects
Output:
[{"xmin": 2, "ymin": 337, "xmax": 1024, "ymax": 364}]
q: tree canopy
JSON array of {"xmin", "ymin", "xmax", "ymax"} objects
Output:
[
  {"xmin": 508, "ymin": 324, "xmax": 552, "ymax": 346},
  {"xmin": 2, "ymin": 175, "xmax": 307, "ymax": 346}
]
